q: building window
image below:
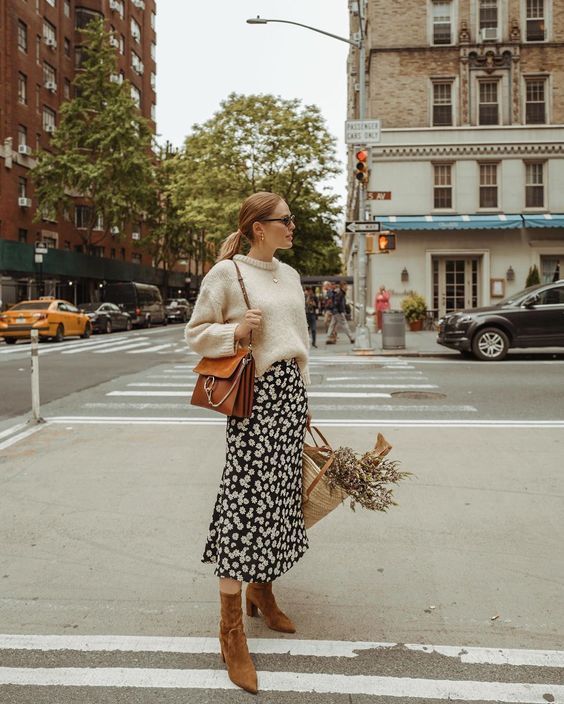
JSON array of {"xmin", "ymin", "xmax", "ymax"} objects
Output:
[
  {"xmin": 43, "ymin": 19, "xmax": 56, "ymax": 44},
  {"xmin": 526, "ymin": 0, "xmax": 546, "ymax": 41},
  {"xmin": 479, "ymin": 163, "xmax": 498, "ymax": 208},
  {"xmin": 525, "ymin": 78, "xmax": 546, "ymax": 123},
  {"xmin": 151, "ymin": 10, "xmax": 156, "ymax": 29},
  {"xmin": 75, "ymin": 46, "xmax": 86, "ymax": 69},
  {"xmin": 64, "ymin": 0, "xmax": 70, "ymax": 17},
  {"xmin": 131, "ymin": 84, "xmax": 141, "ymax": 108},
  {"xmin": 18, "ymin": 20, "xmax": 28, "ymax": 52},
  {"xmin": 18, "ymin": 229, "xmax": 28, "ymax": 243},
  {"xmin": 479, "ymin": 81, "xmax": 499, "ymax": 124},
  {"xmin": 132, "ymin": 253, "xmax": 142, "ymax": 264},
  {"xmin": 120, "ymin": 247, "xmax": 126, "ymax": 260},
  {"xmin": 75, "ymin": 205, "xmax": 101, "ymax": 229},
  {"xmin": 525, "ymin": 162, "xmax": 545, "ymax": 208},
  {"xmin": 109, "ymin": 0, "xmax": 124, "ymax": 19},
  {"xmin": 36, "ymin": 34, "xmax": 41, "ymax": 62},
  {"xmin": 63, "ymin": 78, "xmax": 71, "ymax": 99},
  {"xmin": 42, "ymin": 106, "xmax": 56, "ymax": 131},
  {"xmin": 43, "ymin": 62, "xmax": 56, "ymax": 86},
  {"xmin": 110, "ymin": 247, "xmax": 116, "ymax": 259},
  {"xmin": 151, "ymin": 103, "xmax": 156, "ymax": 121},
  {"xmin": 18, "ymin": 124, "xmax": 28, "ymax": 147},
  {"xmin": 76, "ymin": 7, "xmax": 103, "ymax": 29},
  {"xmin": 63, "ymin": 240, "xmax": 71, "ymax": 250},
  {"xmin": 431, "ymin": 1, "xmax": 452, "ymax": 44},
  {"xmin": 19, "ymin": 177, "xmax": 28, "ymax": 197},
  {"xmin": 64, "ymin": 37, "xmax": 71, "ymax": 57},
  {"xmin": 18, "ymin": 73, "xmax": 27, "ymax": 104},
  {"xmin": 150, "ymin": 71, "xmax": 156, "ymax": 90},
  {"xmin": 131, "ymin": 50, "xmax": 143, "ymax": 74},
  {"xmin": 479, "ymin": 0, "xmax": 498, "ymax": 30},
  {"xmin": 151, "ymin": 41, "xmax": 156, "ymax": 61},
  {"xmin": 434, "ymin": 164, "xmax": 453, "ymax": 208},
  {"xmin": 432, "ymin": 82, "xmax": 452, "ymax": 126},
  {"xmin": 131, "ymin": 17, "xmax": 141, "ymax": 42},
  {"xmin": 45, "ymin": 0, "xmax": 55, "ymax": 6}
]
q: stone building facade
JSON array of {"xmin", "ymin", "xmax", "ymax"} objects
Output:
[
  {"xmin": 346, "ymin": 0, "xmax": 564, "ymax": 319},
  {"xmin": 0, "ymin": 0, "xmax": 184, "ymax": 307}
]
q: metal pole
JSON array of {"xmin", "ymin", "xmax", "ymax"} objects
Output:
[
  {"xmin": 29, "ymin": 329, "xmax": 45, "ymax": 424},
  {"xmin": 353, "ymin": 19, "xmax": 373, "ymax": 351}
]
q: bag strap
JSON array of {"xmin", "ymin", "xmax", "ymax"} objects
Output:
[
  {"xmin": 306, "ymin": 425, "xmax": 332, "ymax": 451},
  {"xmin": 305, "ymin": 455, "xmax": 335, "ymax": 499},
  {"xmin": 232, "ymin": 259, "xmax": 253, "ymax": 346}
]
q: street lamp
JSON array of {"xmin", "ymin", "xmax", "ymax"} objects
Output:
[{"xmin": 247, "ymin": 13, "xmax": 373, "ymax": 351}]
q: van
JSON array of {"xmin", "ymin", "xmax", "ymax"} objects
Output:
[{"xmin": 102, "ymin": 282, "xmax": 167, "ymax": 328}]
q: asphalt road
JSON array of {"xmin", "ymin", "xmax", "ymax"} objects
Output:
[{"xmin": 0, "ymin": 326, "xmax": 563, "ymax": 702}]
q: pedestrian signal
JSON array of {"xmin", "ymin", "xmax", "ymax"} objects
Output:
[
  {"xmin": 378, "ymin": 232, "xmax": 396, "ymax": 252},
  {"xmin": 354, "ymin": 149, "xmax": 369, "ymax": 184}
]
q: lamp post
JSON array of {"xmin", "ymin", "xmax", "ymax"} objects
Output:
[{"xmin": 247, "ymin": 15, "xmax": 372, "ymax": 350}]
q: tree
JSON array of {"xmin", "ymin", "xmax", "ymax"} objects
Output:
[
  {"xmin": 526, "ymin": 264, "xmax": 541, "ymax": 287},
  {"xmin": 170, "ymin": 93, "xmax": 343, "ymax": 275},
  {"xmin": 32, "ymin": 18, "xmax": 154, "ymax": 250}
]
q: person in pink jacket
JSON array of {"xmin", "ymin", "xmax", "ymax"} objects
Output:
[{"xmin": 374, "ymin": 285, "xmax": 391, "ymax": 331}]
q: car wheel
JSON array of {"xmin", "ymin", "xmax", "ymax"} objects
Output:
[
  {"xmin": 472, "ymin": 327, "xmax": 509, "ymax": 361},
  {"xmin": 54, "ymin": 324, "xmax": 65, "ymax": 343},
  {"xmin": 105, "ymin": 319, "xmax": 112, "ymax": 334},
  {"xmin": 126, "ymin": 319, "xmax": 132, "ymax": 331},
  {"xmin": 81, "ymin": 322, "xmax": 92, "ymax": 339},
  {"xmin": 4, "ymin": 338, "xmax": 17, "ymax": 345}
]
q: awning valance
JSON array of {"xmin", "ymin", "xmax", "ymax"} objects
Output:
[
  {"xmin": 522, "ymin": 214, "xmax": 564, "ymax": 228},
  {"xmin": 375, "ymin": 214, "xmax": 523, "ymax": 230}
]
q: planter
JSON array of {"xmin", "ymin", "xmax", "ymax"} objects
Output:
[{"xmin": 408, "ymin": 319, "xmax": 423, "ymax": 332}]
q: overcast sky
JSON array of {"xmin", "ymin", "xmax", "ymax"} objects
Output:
[{"xmin": 155, "ymin": 0, "xmax": 350, "ymax": 207}]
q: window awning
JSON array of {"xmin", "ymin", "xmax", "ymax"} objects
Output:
[
  {"xmin": 375, "ymin": 214, "xmax": 523, "ymax": 230},
  {"xmin": 522, "ymin": 214, "xmax": 564, "ymax": 228}
]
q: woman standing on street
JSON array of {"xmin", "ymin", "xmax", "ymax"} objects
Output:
[
  {"xmin": 185, "ymin": 192, "xmax": 311, "ymax": 695},
  {"xmin": 374, "ymin": 284, "xmax": 391, "ymax": 331}
]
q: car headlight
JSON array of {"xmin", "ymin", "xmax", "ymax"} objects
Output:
[{"xmin": 455, "ymin": 315, "xmax": 474, "ymax": 327}]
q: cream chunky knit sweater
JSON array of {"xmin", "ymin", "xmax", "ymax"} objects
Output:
[{"xmin": 184, "ymin": 254, "xmax": 311, "ymax": 385}]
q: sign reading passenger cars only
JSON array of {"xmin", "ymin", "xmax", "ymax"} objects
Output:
[{"xmin": 345, "ymin": 119, "xmax": 381, "ymax": 145}]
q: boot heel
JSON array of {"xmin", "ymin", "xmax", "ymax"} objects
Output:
[{"xmin": 246, "ymin": 597, "xmax": 258, "ymax": 617}]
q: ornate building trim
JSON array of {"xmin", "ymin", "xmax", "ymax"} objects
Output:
[{"xmin": 374, "ymin": 143, "xmax": 564, "ymax": 160}]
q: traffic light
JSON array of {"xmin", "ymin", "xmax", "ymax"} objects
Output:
[
  {"xmin": 354, "ymin": 149, "xmax": 369, "ymax": 184},
  {"xmin": 378, "ymin": 231, "xmax": 396, "ymax": 252}
]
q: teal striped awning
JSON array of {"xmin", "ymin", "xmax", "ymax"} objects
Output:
[
  {"xmin": 522, "ymin": 214, "xmax": 564, "ymax": 228},
  {"xmin": 375, "ymin": 214, "xmax": 564, "ymax": 230}
]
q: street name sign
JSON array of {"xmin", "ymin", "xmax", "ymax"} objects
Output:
[
  {"xmin": 35, "ymin": 242, "xmax": 49, "ymax": 254},
  {"xmin": 345, "ymin": 221, "xmax": 381, "ymax": 233},
  {"xmin": 367, "ymin": 191, "xmax": 392, "ymax": 200},
  {"xmin": 345, "ymin": 119, "xmax": 381, "ymax": 145}
]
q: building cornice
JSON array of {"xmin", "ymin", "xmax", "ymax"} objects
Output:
[{"xmin": 374, "ymin": 142, "xmax": 564, "ymax": 160}]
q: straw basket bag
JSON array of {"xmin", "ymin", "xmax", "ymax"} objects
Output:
[{"xmin": 302, "ymin": 426, "xmax": 347, "ymax": 529}]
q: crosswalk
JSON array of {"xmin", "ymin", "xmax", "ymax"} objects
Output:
[{"xmin": 0, "ymin": 634, "xmax": 562, "ymax": 701}]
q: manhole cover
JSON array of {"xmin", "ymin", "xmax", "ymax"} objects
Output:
[{"xmin": 391, "ymin": 391, "xmax": 447, "ymax": 400}]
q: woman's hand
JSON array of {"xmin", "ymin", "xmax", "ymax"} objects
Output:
[
  {"xmin": 306, "ymin": 409, "xmax": 312, "ymax": 429},
  {"xmin": 234, "ymin": 309, "xmax": 262, "ymax": 340}
]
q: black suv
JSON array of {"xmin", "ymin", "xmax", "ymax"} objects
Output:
[{"xmin": 437, "ymin": 280, "xmax": 564, "ymax": 360}]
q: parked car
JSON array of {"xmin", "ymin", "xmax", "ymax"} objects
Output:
[
  {"xmin": 102, "ymin": 282, "xmax": 167, "ymax": 328},
  {"xmin": 437, "ymin": 280, "xmax": 564, "ymax": 360},
  {"xmin": 165, "ymin": 298, "xmax": 193, "ymax": 323},
  {"xmin": 0, "ymin": 297, "xmax": 91, "ymax": 344},
  {"xmin": 78, "ymin": 302, "xmax": 133, "ymax": 334}
]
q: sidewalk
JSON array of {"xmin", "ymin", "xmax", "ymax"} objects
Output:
[{"xmin": 311, "ymin": 326, "xmax": 456, "ymax": 357}]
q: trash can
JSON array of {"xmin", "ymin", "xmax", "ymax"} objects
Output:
[{"xmin": 381, "ymin": 310, "xmax": 406, "ymax": 349}]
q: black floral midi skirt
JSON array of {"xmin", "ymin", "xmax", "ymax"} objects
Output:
[{"xmin": 201, "ymin": 358, "xmax": 309, "ymax": 583}]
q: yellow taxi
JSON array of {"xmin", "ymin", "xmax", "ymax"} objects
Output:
[{"xmin": 0, "ymin": 297, "xmax": 92, "ymax": 344}]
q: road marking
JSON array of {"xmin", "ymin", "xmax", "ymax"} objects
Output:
[
  {"xmin": 0, "ymin": 666, "xmax": 561, "ymax": 700},
  {"xmin": 106, "ymin": 390, "xmax": 395, "ymax": 399},
  {"xmin": 0, "ymin": 634, "xmax": 562, "ymax": 666},
  {"xmin": 128, "ymin": 343, "xmax": 174, "ymax": 354},
  {"xmin": 0, "ymin": 423, "xmax": 45, "ymax": 451},
  {"xmin": 44, "ymin": 416, "xmax": 564, "ymax": 428},
  {"xmin": 312, "ymin": 384, "xmax": 438, "ymax": 389},
  {"xmin": 61, "ymin": 337, "xmax": 150, "ymax": 354},
  {"xmin": 0, "ymin": 423, "xmax": 26, "ymax": 440},
  {"xmin": 93, "ymin": 341, "xmax": 152, "ymax": 354},
  {"xmin": 326, "ymin": 375, "xmax": 425, "ymax": 381}
]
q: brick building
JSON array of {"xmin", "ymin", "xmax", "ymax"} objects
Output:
[
  {"xmin": 346, "ymin": 0, "xmax": 564, "ymax": 319},
  {"xmin": 0, "ymin": 0, "xmax": 185, "ymax": 307}
]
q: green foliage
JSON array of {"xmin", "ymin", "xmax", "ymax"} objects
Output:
[
  {"xmin": 32, "ymin": 18, "xmax": 154, "ymax": 247},
  {"xmin": 525, "ymin": 264, "xmax": 541, "ymax": 287},
  {"xmin": 401, "ymin": 291, "xmax": 427, "ymax": 322},
  {"xmin": 170, "ymin": 93, "xmax": 343, "ymax": 275}
]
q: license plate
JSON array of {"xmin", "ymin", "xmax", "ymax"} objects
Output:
[{"xmin": 16, "ymin": 317, "xmax": 26, "ymax": 323}]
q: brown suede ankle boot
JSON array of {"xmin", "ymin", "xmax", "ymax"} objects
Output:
[
  {"xmin": 219, "ymin": 590, "xmax": 258, "ymax": 694},
  {"xmin": 245, "ymin": 582, "xmax": 296, "ymax": 633}
]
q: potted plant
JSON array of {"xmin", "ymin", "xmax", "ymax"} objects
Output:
[{"xmin": 401, "ymin": 291, "xmax": 427, "ymax": 331}]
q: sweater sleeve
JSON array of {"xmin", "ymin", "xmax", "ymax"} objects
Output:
[{"xmin": 184, "ymin": 280, "xmax": 238, "ymax": 358}]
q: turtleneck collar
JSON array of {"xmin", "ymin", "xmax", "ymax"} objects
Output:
[{"xmin": 233, "ymin": 254, "xmax": 279, "ymax": 271}]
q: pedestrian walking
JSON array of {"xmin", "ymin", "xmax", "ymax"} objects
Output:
[
  {"xmin": 374, "ymin": 285, "xmax": 391, "ymax": 331},
  {"xmin": 326, "ymin": 280, "xmax": 355, "ymax": 344},
  {"xmin": 185, "ymin": 191, "xmax": 312, "ymax": 695},
  {"xmin": 321, "ymin": 280, "xmax": 334, "ymax": 333},
  {"xmin": 304, "ymin": 285, "xmax": 319, "ymax": 347}
]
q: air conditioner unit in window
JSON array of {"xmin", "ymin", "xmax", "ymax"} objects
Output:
[
  {"xmin": 109, "ymin": 0, "xmax": 121, "ymax": 13},
  {"xmin": 110, "ymin": 73, "xmax": 122, "ymax": 83},
  {"xmin": 18, "ymin": 144, "xmax": 33, "ymax": 156},
  {"xmin": 109, "ymin": 36, "xmax": 119, "ymax": 48},
  {"xmin": 111, "ymin": 226, "xmax": 120, "ymax": 235},
  {"xmin": 132, "ymin": 231, "xmax": 140, "ymax": 240},
  {"xmin": 481, "ymin": 27, "xmax": 499, "ymax": 42},
  {"xmin": 132, "ymin": 0, "xmax": 145, "ymax": 9},
  {"xmin": 18, "ymin": 197, "xmax": 32, "ymax": 208},
  {"xmin": 44, "ymin": 36, "xmax": 57, "ymax": 48},
  {"xmin": 45, "ymin": 124, "xmax": 56, "ymax": 133},
  {"xmin": 45, "ymin": 81, "xmax": 57, "ymax": 92}
]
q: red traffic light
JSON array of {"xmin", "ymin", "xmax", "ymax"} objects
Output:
[{"xmin": 355, "ymin": 149, "xmax": 368, "ymax": 162}]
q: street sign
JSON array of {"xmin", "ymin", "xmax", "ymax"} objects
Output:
[
  {"xmin": 345, "ymin": 119, "xmax": 381, "ymax": 145},
  {"xmin": 345, "ymin": 221, "xmax": 381, "ymax": 234},
  {"xmin": 367, "ymin": 191, "xmax": 392, "ymax": 200},
  {"xmin": 35, "ymin": 242, "xmax": 48, "ymax": 254}
]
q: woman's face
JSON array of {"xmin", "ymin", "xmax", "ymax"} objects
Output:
[{"xmin": 255, "ymin": 200, "xmax": 296, "ymax": 251}]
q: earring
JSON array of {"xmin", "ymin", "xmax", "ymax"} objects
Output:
[{"xmin": 260, "ymin": 234, "xmax": 265, "ymax": 242}]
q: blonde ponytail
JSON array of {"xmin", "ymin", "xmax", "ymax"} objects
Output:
[{"xmin": 217, "ymin": 230, "xmax": 243, "ymax": 262}]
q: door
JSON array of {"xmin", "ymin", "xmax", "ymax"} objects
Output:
[
  {"xmin": 517, "ymin": 285, "xmax": 564, "ymax": 345},
  {"xmin": 433, "ymin": 257, "xmax": 480, "ymax": 318}
]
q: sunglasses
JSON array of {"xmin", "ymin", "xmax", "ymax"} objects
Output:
[{"xmin": 260, "ymin": 214, "xmax": 296, "ymax": 227}]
